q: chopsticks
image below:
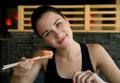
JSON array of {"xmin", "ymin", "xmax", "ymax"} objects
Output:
[{"xmin": 2, "ymin": 55, "xmax": 52, "ymax": 70}]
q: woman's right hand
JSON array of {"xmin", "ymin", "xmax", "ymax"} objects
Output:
[{"xmin": 13, "ymin": 57, "xmax": 36, "ymax": 77}]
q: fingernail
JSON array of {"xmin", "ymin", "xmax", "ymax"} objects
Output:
[
  {"xmin": 28, "ymin": 59, "xmax": 32, "ymax": 62},
  {"xmin": 26, "ymin": 59, "xmax": 36, "ymax": 63},
  {"xmin": 32, "ymin": 59, "xmax": 36, "ymax": 63},
  {"xmin": 72, "ymin": 80, "xmax": 74, "ymax": 83}
]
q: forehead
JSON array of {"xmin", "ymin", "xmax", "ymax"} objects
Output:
[
  {"xmin": 36, "ymin": 11, "xmax": 64, "ymax": 34},
  {"xmin": 36, "ymin": 11, "xmax": 63, "ymax": 27}
]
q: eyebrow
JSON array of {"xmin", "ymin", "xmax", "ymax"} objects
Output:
[
  {"xmin": 42, "ymin": 30, "xmax": 49, "ymax": 35},
  {"xmin": 42, "ymin": 19, "xmax": 60, "ymax": 35},
  {"xmin": 54, "ymin": 19, "xmax": 60, "ymax": 25}
]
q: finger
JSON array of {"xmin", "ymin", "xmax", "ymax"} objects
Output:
[
  {"xmin": 76, "ymin": 70, "xmax": 91, "ymax": 83},
  {"xmin": 80, "ymin": 70, "xmax": 93, "ymax": 83},
  {"xmin": 86, "ymin": 73, "xmax": 97, "ymax": 82},
  {"xmin": 13, "ymin": 58, "xmax": 36, "ymax": 77},
  {"xmin": 24, "ymin": 59, "xmax": 35, "ymax": 69},
  {"xmin": 17, "ymin": 58, "xmax": 35, "ymax": 71},
  {"xmin": 19, "ymin": 59, "xmax": 29, "ymax": 67},
  {"xmin": 73, "ymin": 72, "xmax": 82, "ymax": 83},
  {"xmin": 22, "ymin": 63, "xmax": 32, "ymax": 72},
  {"xmin": 20, "ymin": 57, "xmax": 27, "ymax": 61},
  {"xmin": 73, "ymin": 70, "xmax": 93, "ymax": 83},
  {"xmin": 26, "ymin": 59, "xmax": 36, "ymax": 63}
]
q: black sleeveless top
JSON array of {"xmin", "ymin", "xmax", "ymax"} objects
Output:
[{"xmin": 44, "ymin": 43, "xmax": 94, "ymax": 83}]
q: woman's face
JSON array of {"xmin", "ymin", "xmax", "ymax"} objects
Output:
[{"xmin": 36, "ymin": 11, "xmax": 73, "ymax": 49}]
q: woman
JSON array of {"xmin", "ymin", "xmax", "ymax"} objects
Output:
[{"xmin": 10, "ymin": 5, "xmax": 120, "ymax": 83}]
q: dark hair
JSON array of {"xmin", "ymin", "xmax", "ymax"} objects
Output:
[{"xmin": 31, "ymin": 5, "xmax": 64, "ymax": 38}]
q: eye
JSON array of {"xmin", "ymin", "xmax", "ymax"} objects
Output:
[
  {"xmin": 44, "ymin": 31, "xmax": 51, "ymax": 37},
  {"xmin": 56, "ymin": 22, "xmax": 62, "ymax": 27}
]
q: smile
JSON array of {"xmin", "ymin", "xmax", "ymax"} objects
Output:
[{"xmin": 58, "ymin": 36, "xmax": 66, "ymax": 44}]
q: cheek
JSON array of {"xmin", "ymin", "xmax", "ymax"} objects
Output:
[
  {"xmin": 45, "ymin": 39, "xmax": 57, "ymax": 47},
  {"xmin": 64, "ymin": 21, "xmax": 71, "ymax": 31},
  {"xmin": 44, "ymin": 37, "xmax": 55, "ymax": 44},
  {"xmin": 64, "ymin": 24, "xmax": 72, "ymax": 33}
]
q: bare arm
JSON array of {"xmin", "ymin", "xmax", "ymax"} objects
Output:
[
  {"xmin": 10, "ymin": 46, "xmax": 52, "ymax": 83},
  {"xmin": 10, "ymin": 48, "xmax": 44, "ymax": 83},
  {"xmin": 10, "ymin": 57, "xmax": 42, "ymax": 83},
  {"xmin": 89, "ymin": 44, "xmax": 120, "ymax": 82}
]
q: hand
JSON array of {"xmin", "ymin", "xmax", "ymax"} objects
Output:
[
  {"xmin": 72, "ymin": 70, "xmax": 105, "ymax": 83},
  {"xmin": 13, "ymin": 57, "xmax": 36, "ymax": 77}
]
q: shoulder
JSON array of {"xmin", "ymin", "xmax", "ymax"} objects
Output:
[
  {"xmin": 86, "ymin": 44, "xmax": 108, "ymax": 71},
  {"xmin": 86, "ymin": 43, "xmax": 112, "ymax": 69},
  {"xmin": 86, "ymin": 43, "xmax": 104, "ymax": 50},
  {"xmin": 86, "ymin": 44, "xmax": 120, "ymax": 82},
  {"xmin": 86, "ymin": 43, "xmax": 108, "ymax": 61},
  {"xmin": 86, "ymin": 43, "xmax": 107, "ymax": 56}
]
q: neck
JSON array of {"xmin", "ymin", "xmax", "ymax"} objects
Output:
[{"xmin": 55, "ymin": 41, "xmax": 80, "ymax": 59}]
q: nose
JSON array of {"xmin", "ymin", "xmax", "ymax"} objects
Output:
[{"xmin": 54, "ymin": 30, "xmax": 62, "ymax": 38}]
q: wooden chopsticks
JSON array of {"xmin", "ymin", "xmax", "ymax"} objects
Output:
[{"xmin": 2, "ymin": 55, "xmax": 52, "ymax": 70}]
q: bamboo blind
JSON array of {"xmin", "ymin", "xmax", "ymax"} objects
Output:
[{"xmin": 8, "ymin": 5, "xmax": 120, "ymax": 33}]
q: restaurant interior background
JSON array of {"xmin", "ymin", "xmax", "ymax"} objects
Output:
[{"xmin": 0, "ymin": 0, "xmax": 120, "ymax": 83}]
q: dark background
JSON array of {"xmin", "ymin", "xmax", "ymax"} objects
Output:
[
  {"xmin": 0, "ymin": 0, "xmax": 119, "ymax": 83},
  {"xmin": 0, "ymin": 0, "xmax": 115, "ymax": 37},
  {"xmin": 0, "ymin": 0, "xmax": 115, "ymax": 6}
]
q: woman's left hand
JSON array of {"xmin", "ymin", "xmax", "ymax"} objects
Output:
[{"xmin": 72, "ymin": 70, "xmax": 105, "ymax": 83}]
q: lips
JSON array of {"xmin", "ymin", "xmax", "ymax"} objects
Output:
[{"xmin": 58, "ymin": 36, "xmax": 66, "ymax": 44}]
